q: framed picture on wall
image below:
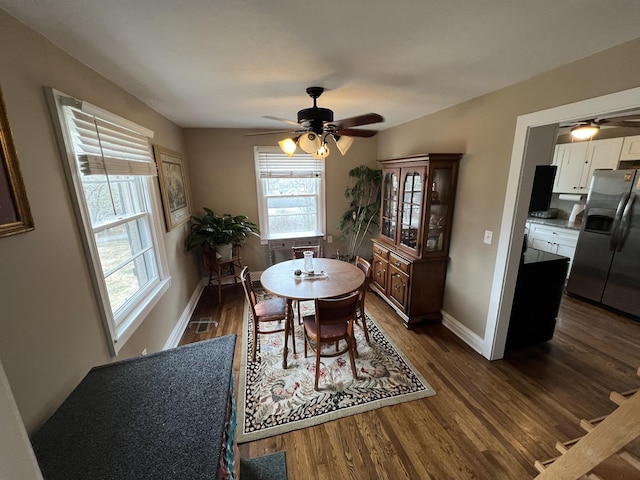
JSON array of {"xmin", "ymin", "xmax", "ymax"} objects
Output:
[
  {"xmin": 153, "ymin": 145, "xmax": 191, "ymax": 231},
  {"xmin": 0, "ymin": 86, "xmax": 34, "ymax": 238}
]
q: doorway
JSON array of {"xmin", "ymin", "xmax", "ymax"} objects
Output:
[{"xmin": 484, "ymin": 86, "xmax": 640, "ymax": 360}]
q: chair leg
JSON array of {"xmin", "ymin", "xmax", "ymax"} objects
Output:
[
  {"xmin": 347, "ymin": 337, "xmax": 358, "ymax": 381},
  {"xmin": 289, "ymin": 311, "xmax": 297, "ymax": 355},
  {"xmin": 314, "ymin": 346, "xmax": 321, "ymax": 390},
  {"xmin": 360, "ymin": 310, "xmax": 370, "ymax": 344},
  {"xmin": 303, "ymin": 331, "xmax": 308, "ymax": 358},
  {"xmin": 251, "ymin": 317, "xmax": 258, "ymax": 362}
]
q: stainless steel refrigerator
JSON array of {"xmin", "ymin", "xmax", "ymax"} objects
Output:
[{"xmin": 566, "ymin": 169, "xmax": 640, "ymax": 318}]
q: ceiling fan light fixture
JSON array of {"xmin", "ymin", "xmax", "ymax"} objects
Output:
[
  {"xmin": 313, "ymin": 142, "xmax": 330, "ymax": 159},
  {"xmin": 334, "ymin": 135, "xmax": 354, "ymax": 156},
  {"xmin": 278, "ymin": 137, "xmax": 298, "ymax": 156},
  {"xmin": 299, "ymin": 132, "xmax": 321, "ymax": 154},
  {"xmin": 571, "ymin": 123, "xmax": 599, "ymax": 140}
]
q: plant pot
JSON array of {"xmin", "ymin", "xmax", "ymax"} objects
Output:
[{"xmin": 215, "ymin": 243, "xmax": 234, "ymax": 260}]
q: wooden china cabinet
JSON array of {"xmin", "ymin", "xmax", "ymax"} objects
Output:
[{"xmin": 371, "ymin": 153, "xmax": 462, "ymax": 328}]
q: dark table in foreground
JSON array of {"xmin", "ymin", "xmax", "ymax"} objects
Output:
[
  {"xmin": 506, "ymin": 248, "xmax": 569, "ymax": 351},
  {"xmin": 31, "ymin": 335, "xmax": 237, "ymax": 479}
]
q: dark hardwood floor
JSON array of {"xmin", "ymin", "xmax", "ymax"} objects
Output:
[{"xmin": 179, "ymin": 284, "xmax": 640, "ymax": 479}]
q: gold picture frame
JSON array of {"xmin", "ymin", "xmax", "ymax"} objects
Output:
[
  {"xmin": 0, "ymin": 86, "xmax": 34, "ymax": 238},
  {"xmin": 153, "ymin": 145, "xmax": 191, "ymax": 231}
]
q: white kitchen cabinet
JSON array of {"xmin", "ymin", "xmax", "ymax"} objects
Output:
[
  {"xmin": 552, "ymin": 138, "xmax": 623, "ymax": 194},
  {"xmin": 619, "ymin": 135, "xmax": 640, "ymax": 161},
  {"xmin": 525, "ymin": 222, "xmax": 579, "ymax": 276},
  {"xmin": 552, "ymin": 142, "xmax": 588, "ymax": 193}
]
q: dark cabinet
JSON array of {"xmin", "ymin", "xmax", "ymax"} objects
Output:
[
  {"xmin": 506, "ymin": 249, "xmax": 569, "ymax": 351},
  {"xmin": 371, "ymin": 153, "xmax": 462, "ymax": 327}
]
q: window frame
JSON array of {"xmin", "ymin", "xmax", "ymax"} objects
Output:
[
  {"xmin": 254, "ymin": 146, "xmax": 326, "ymax": 243},
  {"xmin": 45, "ymin": 88, "xmax": 171, "ymax": 355}
]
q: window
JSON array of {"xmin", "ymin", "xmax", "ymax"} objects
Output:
[
  {"xmin": 254, "ymin": 147, "xmax": 326, "ymax": 242},
  {"xmin": 46, "ymin": 88, "xmax": 170, "ymax": 355}
]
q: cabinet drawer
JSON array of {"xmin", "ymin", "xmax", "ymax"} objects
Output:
[
  {"xmin": 373, "ymin": 243, "xmax": 390, "ymax": 260},
  {"xmin": 528, "ymin": 224, "xmax": 578, "ymax": 247},
  {"xmin": 389, "ymin": 252, "xmax": 410, "ymax": 274}
]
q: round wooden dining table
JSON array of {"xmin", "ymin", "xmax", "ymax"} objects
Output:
[{"xmin": 260, "ymin": 258, "xmax": 365, "ymax": 368}]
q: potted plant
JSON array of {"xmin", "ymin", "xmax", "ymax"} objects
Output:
[
  {"xmin": 185, "ymin": 208, "xmax": 260, "ymax": 260},
  {"xmin": 337, "ymin": 165, "xmax": 382, "ymax": 262}
]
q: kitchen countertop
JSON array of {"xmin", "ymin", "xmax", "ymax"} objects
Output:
[{"xmin": 526, "ymin": 216, "xmax": 582, "ymax": 231}]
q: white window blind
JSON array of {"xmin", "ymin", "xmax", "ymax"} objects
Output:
[
  {"xmin": 254, "ymin": 147, "xmax": 326, "ymax": 242},
  {"xmin": 64, "ymin": 108, "xmax": 157, "ymax": 176},
  {"xmin": 256, "ymin": 151, "xmax": 324, "ymax": 178}
]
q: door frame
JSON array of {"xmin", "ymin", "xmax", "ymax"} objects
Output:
[{"xmin": 483, "ymin": 86, "xmax": 640, "ymax": 360}]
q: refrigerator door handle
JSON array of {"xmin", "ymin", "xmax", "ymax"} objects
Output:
[
  {"xmin": 616, "ymin": 192, "xmax": 636, "ymax": 251},
  {"xmin": 609, "ymin": 192, "xmax": 630, "ymax": 251}
]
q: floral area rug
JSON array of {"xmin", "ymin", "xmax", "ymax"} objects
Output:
[{"xmin": 236, "ymin": 289, "xmax": 436, "ymax": 443}]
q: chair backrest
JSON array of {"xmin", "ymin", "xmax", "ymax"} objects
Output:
[
  {"xmin": 291, "ymin": 245, "xmax": 321, "ymax": 259},
  {"xmin": 313, "ymin": 292, "xmax": 359, "ymax": 331},
  {"xmin": 355, "ymin": 256, "xmax": 371, "ymax": 282},
  {"xmin": 240, "ymin": 266, "xmax": 258, "ymax": 316},
  {"xmin": 355, "ymin": 256, "xmax": 371, "ymax": 302}
]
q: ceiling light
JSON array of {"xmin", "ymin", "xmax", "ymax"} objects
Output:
[
  {"xmin": 334, "ymin": 135, "xmax": 354, "ymax": 156},
  {"xmin": 298, "ymin": 132, "xmax": 321, "ymax": 154},
  {"xmin": 278, "ymin": 137, "xmax": 298, "ymax": 156},
  {"xmin": 312, "ymin": 142, "xmax": 330, "ymax": 159},
  {"xmin": 571, "ymin": 123, "xmax": 599, "ymax": 140}
]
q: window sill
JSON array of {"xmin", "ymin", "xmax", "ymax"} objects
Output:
[{"xmin": 112, "ymin": 277, "xmax": 172, "ymax": 355}]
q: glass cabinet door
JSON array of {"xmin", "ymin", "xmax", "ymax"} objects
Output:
[
  {"xmin": 381, "ymin": 168, "xmax": 399, "ymax": 242},
  {"xmin": 425, "ymin": 167, "xmax": 453, "ymax": 253},
  {"xmin": 399, "ymin": 169, "xmax": 424, "ymax": 251}
]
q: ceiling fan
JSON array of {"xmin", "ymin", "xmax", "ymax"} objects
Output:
[
  {"xmin": 562, "ymin": 113, "xmax": 640, "ymax": 140},
  {"xmin": 248, "ymin": 87, "xmax": 385, "ymax": 158}
]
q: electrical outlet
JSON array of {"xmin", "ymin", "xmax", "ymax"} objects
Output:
[
  {"xmin": 327, "ymin": 235, "xmax": 333, "ymax": 244},
  {"xmin": 483, "ymin": 230, "xmax": 493, "ymax": 245}
]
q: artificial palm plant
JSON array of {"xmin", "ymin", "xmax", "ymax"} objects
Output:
[{"xmin": 337, "ymin": 165, "xmax": 382, "ymax": 261}]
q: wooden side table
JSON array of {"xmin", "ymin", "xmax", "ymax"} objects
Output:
[{"xmin": 203, "ymin": 245, "xmax": 243, "ymax": 302}]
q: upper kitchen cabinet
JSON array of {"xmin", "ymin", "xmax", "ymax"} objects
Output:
[
  {"xmin": 372, "ymin": 153, "xmax": 462, "ymax": 327},
  {"xmin": 552, "ymin": 138, "xmax": 623, "ymax": 194},
  {"xmin": 619, "ymin": 134, "xmax": 640, "ymax": 161}
]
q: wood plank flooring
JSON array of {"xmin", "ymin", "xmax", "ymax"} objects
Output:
[{"xmin": 179, "ymin": 285, "xmax": 640, "ymax": 479}]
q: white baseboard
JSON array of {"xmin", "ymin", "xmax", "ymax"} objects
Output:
[
  {"xmin": 163, "ymin": 282, "xmax": 205, "ymax": 350},
  {"xmin": 441, "ymin": 310, "xmax": 484, "ymax": 355}
]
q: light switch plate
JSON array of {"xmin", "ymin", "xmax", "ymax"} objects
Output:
[{"xmin": 484, "ymin": 230, "xmax": 493, "ymax": 245}]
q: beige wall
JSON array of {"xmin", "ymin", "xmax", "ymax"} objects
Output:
[
  {"xmin": 0, "ymin": 10, "xmax": 200, "ymax": 433},
  {"xmin": 378, "ymin": 36, "xmax": 640, "ymax": 337},
  {"xmin": 184, "ymin": 128, "xmax": 379, "ymax": 271}
]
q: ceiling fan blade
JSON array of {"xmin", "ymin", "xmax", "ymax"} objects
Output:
[
  {"xmin": 245, "ymin": 129, "xmax": 301, "ymax": 136},
  {"xmin": 262, "ymin": 115, "xmax": 301, "ymax": 127},
  {"xmin": 602, "ymin": 114, "xmax": 640, "ymax": 122},
  {"xmin": 331, "ymin": 113, "xmax": 384, "ymax": 129},
  {"xmin": 335, "ymin": 128, "xmax": 378, "ymax": 138},
  {"xmin": 601, "ymin": 120, "xmax": 640, "ymax": 128}
]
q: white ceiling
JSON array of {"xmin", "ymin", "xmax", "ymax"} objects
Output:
[{"xmin": 2, "ymin": 0, "xmax": 640, "ymax": 131}]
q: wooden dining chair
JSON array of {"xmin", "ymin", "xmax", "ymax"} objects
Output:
[
  {"xmin": 291, "ymin": 244, "xmax": 322, "ymax": 259},
  {"xmin": 291, "ymin": 245, "xmax": 322, "ymax": 323},
  {"xmin": 240, "ymin": 266, "xmax": 295, "ymax": 362},
  {"xmin": 354, "ymin": 256, "xmax": 372, "ymax": 344},
  {"xmin": 302, "ymin": 292, "xmax": 359, "ymax": 390}
]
